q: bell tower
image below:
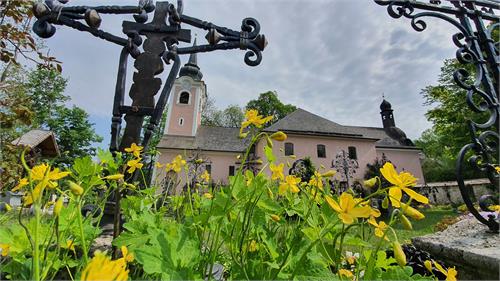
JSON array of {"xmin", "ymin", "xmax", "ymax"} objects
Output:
[
  {"xmin": 380, "ymin": 99, "xmax": 395, "ymax": 129},
  {"xmin": 165, "ymin": 40, "xmax": 206, "ymax": 137}
]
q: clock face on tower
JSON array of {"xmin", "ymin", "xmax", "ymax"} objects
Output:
[{"xmin": 181, "ymin": 80, "xmax": 191, "ymax": 91}]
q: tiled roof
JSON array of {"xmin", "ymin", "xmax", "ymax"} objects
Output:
[
  {"xmin": 157, "ymin": 126, "xmax": 251, "ymax": 152},
  {"xmin": 158, "ymin": 108, "xmax": 419, "ymax": 152}
]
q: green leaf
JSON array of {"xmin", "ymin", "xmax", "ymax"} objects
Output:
[{"xmin": 264, "ymin": 145, "xmax": 275, "ymax": 163}]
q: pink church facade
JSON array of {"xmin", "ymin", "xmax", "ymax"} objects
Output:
[{"xmin": 154, "ymin": 53, "xmax": 425, "ymax": 191}]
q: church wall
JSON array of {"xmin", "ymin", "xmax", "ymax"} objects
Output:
[
  {"xmin": 376, "ymin": 148, "xmax": 425, "ymax": 184},
  {"xmin": 154, "ymin": 148, "xmax": 241, "ymax": 193},
  {"xmin": 255, "ymin": 134, "xmax": 379, "ymax": 183}
]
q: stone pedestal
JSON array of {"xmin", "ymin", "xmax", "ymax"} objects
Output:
[{"xmin": 412, "ymin": 217, "xmax": 499, "ymax": 280}]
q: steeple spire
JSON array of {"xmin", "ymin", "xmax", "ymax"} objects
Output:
[{"xmin": 179, "ymin": 38, "xmax": 203, "ymax": 80}]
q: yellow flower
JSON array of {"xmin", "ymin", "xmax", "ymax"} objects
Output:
[
  {"xmin": 54, "ymin": 196, "xmax": 64, "ymax": 217},
  {"xmin": 203, "ymin": 193, "xmax": 213, "ymax": 199},
  {"xmin": 338, "ymin": 268, "xmax": 353, "ymax": 278},
  {"xmin": 120, "ymin": 246, "xmax": 134, "ymax": 263},
  {"xmin": 241, "ymin": 109, "xmax": 273, "ymax": 130},
  {"xmin": 393, "ymin": 241, "xmax": 406, "ymax": 266},
  {"xmin": 124, "ymin": 143, "xmax": 143, "ymax": 158},
  {"xmin": 4, "ymin": 203, "xmax": 12, "ymax": 212},
  {"xmin": 31, "ymin": 163, "xmax": 70, "ymax": 187},
  {"xmin": 308, "ymin": 171, "xmax": 324, "ymax": 191},
  {"xmin": 278, "ymin": 175, "xmax": 301, "ymax": 195},
  {"xmin": 363, "ymin": 177, "xmax": 378, "ymax": 188},
  {"xmin": 495, "ymin": 166, "xmax": 500, "ymax": 174},
  {"xmin": 155, "ymin": 162, "xmax": 164, "ymax": 168},
  {"xmin": 81, "ymin": 251, "xmax": 129, "ymax": 281},
  {"xmin": 325, "ymin": 193, "xmax": 372, "ymax": 224},
  {"xmin": 62, "ymin": 240, "xmax": 76, "ymax": 254},
  {"xmin": 270, "ymin": 163, "xmax": 284, "ymax": 181},
  {"xmin": 433, "ymin": 260, "xmax": 458, "ymax": 281},
  {"xmin": 12, "ymin": 178, "xmax": 28, "ymax": 192},
  {"xmin": 0, "ymin": 243, "xmax": 10, "ymax": 257},
  {"xmin": 380, "ymin": 162, "xmax": 427, "ymax": 207},
  {"xmin": 126, "ymin": 158, "xmax": 143, "ymax": 174},
  {"xmin": 400, "ymin": 202, "xmax": 425, "ymax": 220},
  {"xmin": 166, "ymin": 155, "xmax": 186, "ymax": 173},
  {"xmin": 488, "ymin": 205, "xmax": 500, "ymax": 212},
  {"xmin": 369, "ymin": 219, "xmax": 389, "ymax": 239},
  {"xmin": 248, "ymin": 240, "xmax": 259, "ymax": 252},
  {"xmin": 270, "ymin": 214, "xmax": 281, "ymax": 222},
  {"xmin": 270, "ymin": 131, "xmax": 287, "ymax": 141},
  {"xmin": 104, "ymin": 174, "xmax": 124, "ymax": 180},
  {"xmin": 201, "ymin": 170, "xmax": 210, "ymax": 183}
]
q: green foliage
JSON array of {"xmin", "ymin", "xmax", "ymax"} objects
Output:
[
  {"xmin": 246, "ymin": 91, "xmax": 296, "ymax": 124},
  {"xmin": 202, "ymin": 97, "xmax": 245, "ymax": 127},
  {"xmin": 417, "ymin": 58, "xmax": 492, "ymax": 182}
]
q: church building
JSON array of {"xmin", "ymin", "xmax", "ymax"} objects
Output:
[{"xmin": 155, "ymin": 52, "xmax": 425, "ymax": 190}]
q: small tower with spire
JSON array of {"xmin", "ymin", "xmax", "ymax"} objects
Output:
[
  {"xmin": 380, "ymin": 98, "xmax": 395, "ymax": 129},
  {"xmin": 164, "ymin": 39, "xmax": 207, "ymax": 137}
]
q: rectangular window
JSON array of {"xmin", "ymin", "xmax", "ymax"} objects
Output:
[
  {"xmin": 229, "ymin": 165, "xmax": 235, "ymax": 176},
  {"xmin": 348, "ymin": 146, "xmax": 357, "ymax": 160},
  {"xmin": 317, "ymin": 144, "xmax": 326, "ymax": 158},
  {"xmin": 284, "ymin": 142, "xmax": 294, "ymax": 156},
  {"xmin": 206, "ymin": 164, "xmax": 212, "ymax": 174}
]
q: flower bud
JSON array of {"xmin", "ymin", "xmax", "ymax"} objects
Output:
[
  {"xmin": 270, "ymin": 131, "xmax": 287, "ymax": 141},
  {"xmin": 400, "ymin": 202, "xmax": 425, "ymax": 220},
  {"xmin": 266, "ymin": 136, "xmax": 273, "ymax": 148},
  {"xmin": 424, "ymin": 260, "xmax": 433, "ymax": 272},
  {"xmin": 54, "ymin": 196, "xmax": 64, "ymax": 217},
  {"xmin": 382, "ymin": 197, "xmax": 389, "ymax": 209},
  {"xmin": 68, "ymin": 181, "xmax": 84, "ymax": 196},
  {"xmin": 267, "ymin": 187, "xmax": 274, "ymax": 199},
  {"xmin": 195, "ymin": 158, "xmax": 204, "ymax": 164},
  {"xmin": 363, "ymin": 177, "xmax": 377, "ymax": 188},
  {"xmin": 270, "ymin": 214, "xmax": 280, "ymax": 222},
  {"xmin": 4, "ymin": 204, "xmax": 12, "ymax": 212},
  {"xmin": 104, "ymin": 174, "xmax": 124, "ymax": 180},
  {"xmin": 322, "ymin": 170, "xmax": 336, "ymax": 177},
  {"xmin": 393, "ymin": 242, "xmax": 406, "ymax": 267},
  {"xmin": 239, "ymin": 132, "xmax": 249, "ymax": 139},
  {"xmin": 400, "ymin": 214, "xmax": 413, "ymax": 230},
  {"xmin": 203, "ymin": 193, "xmax": 213, "ymax": 199}
]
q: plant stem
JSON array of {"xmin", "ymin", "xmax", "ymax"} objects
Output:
[
  {"xmin": 77, "ymin": 199, "xmax": 89, "ymax": 265},
  {"xmin": 33, "ymin": 204, "xmax": 40, "ymax": 281}
]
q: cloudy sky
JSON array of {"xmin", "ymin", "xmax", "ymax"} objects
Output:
[{"xmin": 43, "ymin": 0, "xmax": 460, "ymax": 148}]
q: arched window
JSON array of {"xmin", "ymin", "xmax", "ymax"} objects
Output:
[
  {"xmin": 284, "ymin": 142, "xmax": 294, "ymax": 156},
  {"xmin": 317, "ymin": 144, "xmax": 326, "ymax": 158},
  {"xmin": 179, "ymin": 92, "xmax": 190, "ymax": 104}
]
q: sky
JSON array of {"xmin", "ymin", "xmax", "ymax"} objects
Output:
[{"xmin": 42, "ymin": 0, "xmax": 460, "ymax": 148}]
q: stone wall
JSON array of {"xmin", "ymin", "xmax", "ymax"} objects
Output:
[{"xmin": 417, "ymin": 178, "xmax": 497, "ymax": 205}]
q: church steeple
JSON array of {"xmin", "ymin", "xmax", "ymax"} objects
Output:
[
  {"xmin": 380, "ymin": 98, "xmax": 395, "ymax": 129},
  {"xmin": 179, "ymin": 39, "xmax": 203, "ymax": 80}
]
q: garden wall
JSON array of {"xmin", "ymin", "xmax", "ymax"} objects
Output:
[{"xmin": 418, "ymin": 178, "xmax": 496, "ymax": 205}]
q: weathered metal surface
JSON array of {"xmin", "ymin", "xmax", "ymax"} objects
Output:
[{"xmin": 375, "ymin": 0, "xmax": 499, "ymax": 232}]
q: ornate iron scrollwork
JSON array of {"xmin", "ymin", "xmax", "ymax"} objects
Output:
[
  {"xmin": 32, "ymin": 0, "xmax": 267, "ymax": 154},
  {"xmin": 375, "ymin": 0, "xmax": 499, "ymax": 232}
]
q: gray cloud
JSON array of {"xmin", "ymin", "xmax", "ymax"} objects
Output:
[{"xmin": 43, "ymin": 0, "xmax": 462, "ymax": 147}]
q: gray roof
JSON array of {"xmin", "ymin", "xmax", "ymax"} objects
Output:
[
  {"xmin": 157, "ymin": 108, "xmax": 419, "ymax": 152},
  {"xmin": 266, "ymin": 108, "xmax": 418, "ymax": 149},
  {"xmin": 11, "ymin": 129, "xmax": 60, "ymax": 156},
  {"xmin": 157, "ymin": 126, "xmax": 250, "ymax": 152}
]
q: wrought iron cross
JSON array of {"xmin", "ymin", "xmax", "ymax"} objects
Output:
[
  {"xmin": 32, "ymin": 0, "xmax": 267, "ymax": 154},
  {"xmin": 375, "ymin": 0, "xmax": 499, "ymax": 232}
]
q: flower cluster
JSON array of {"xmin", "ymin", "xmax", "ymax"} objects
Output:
[{"xmin": 125, "ymin": 143, "xmax": 144, "ymax": 174}]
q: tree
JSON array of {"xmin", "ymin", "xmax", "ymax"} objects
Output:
[
  {"xmin": 416, "ymin": 58, "xmax": 489, "ymax": 181},
  {"xmin": 201, "ymin": 96, "xmax": 244, "ymax": 127},
  {"xmin": 46, "ymin": 106, "xmax": 103, "ymax": 165},
  {"xmin": 245, "ymin": 91, "xmax": 296, "ymax": 124}
]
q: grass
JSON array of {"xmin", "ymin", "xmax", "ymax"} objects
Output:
[{"xmin": 391, "ymin": 205, "xmax": 460, "ymax": 243}]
